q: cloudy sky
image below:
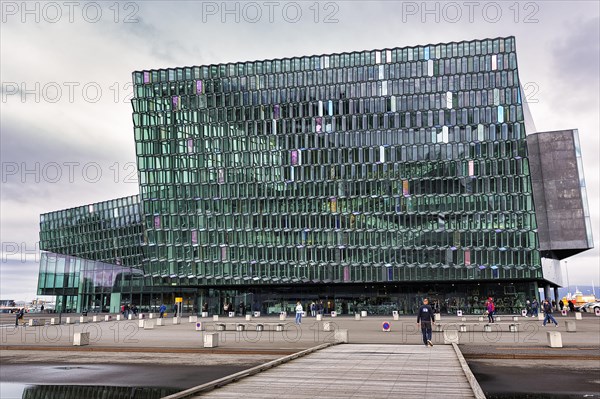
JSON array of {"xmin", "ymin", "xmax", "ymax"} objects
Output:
[{"xmin": 1, "ymin": 1, "xmax": 599, "ymax": 301}]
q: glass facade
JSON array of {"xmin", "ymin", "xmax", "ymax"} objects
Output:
[{"xmin": 39, "ymin": 37, "xmax": 557, "ymax": 314}]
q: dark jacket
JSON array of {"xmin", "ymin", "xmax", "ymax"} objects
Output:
[
  {"xmin": 416, "ymin": 305, "xmax": 435, "ymax": 323},
  {"xmin": 543, "ymin": 301, "xmax": 553, "ymax": 314}
]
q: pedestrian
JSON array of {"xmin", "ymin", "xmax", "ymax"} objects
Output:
[
  {"xmin": 525, "ymin": 300, "xmax": 531, "ymax": 317},
  {"xmin": 559, "ymin": 299, "xmax": 565, "ymax": 311},
  {"xmin": 485, "ymin": 297, "xmax": 495, "ymax": 323},
  {"xmin": 202, "ymin": 302, "xmax": 208, "ymax": 313},
  {"xmin": 15, "ymin": 308, "xmax": 24, "ymax": 326},
  {"xmin": 159, "ymin": 304, "xmax": 166, "ymax": 318},
  {"xmin": 531, "ymin": 299, "xmax": 539, "ymax": 317},
  {"xmin": 416, "ymin": 298, "xmax": 435, "ymax": 347},
  {"xmin": 310, "ymin": 301, "xmax": 316, "ymax": 317},
  {"xmin": 40, "ymin": 304, "xmax": 45, "ymax": 313},
  {"xmin": 295, "ymin": 301, "xmax": 303, "ymax": 325},
  {"xmin": 239, "ymin": 302, "xmax": 246, "ymax": 316},
  {"xmin": 318, "ymin": 300, "xmax": 324, "ymax": 315},
  {"xmin": 542, "ymin": 299, "xmax": 559, "ymax": 326},
  {"xmin": 568, "ymin": 300, "xmax": 575, "ymax": 312}
]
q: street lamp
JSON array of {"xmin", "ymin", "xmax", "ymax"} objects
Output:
[{"xmin": 564, "ymin": 260, "xmax": 571, "ymax": 299}]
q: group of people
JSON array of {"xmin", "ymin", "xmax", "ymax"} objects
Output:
[
  {"xmin": 524, "ymin": 299, "xmax": 540, "ymax": 317},
  {"xmin": 417, "ymin": 296, "xmax": 561, "ymax": 346},
  {"xmin": 120, "ymin": 304, "xmax": 138, "ymax": 318}
]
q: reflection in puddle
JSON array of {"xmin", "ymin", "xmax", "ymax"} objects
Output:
[{"xmin": 1, "ymin": 383, "xmax": 179, "ymax": 399}]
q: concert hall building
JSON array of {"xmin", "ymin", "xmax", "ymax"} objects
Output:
[{"xmin": 37, "ymin": 37, "xmax": 593, "ymax": 315}]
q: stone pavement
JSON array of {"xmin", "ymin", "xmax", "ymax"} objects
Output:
[{"xmin": 1, "ymin": 312, "xmax": 598, "ymax": 398}]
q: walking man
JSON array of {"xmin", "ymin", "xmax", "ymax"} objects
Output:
[
  {"xmin": 416, "ymin": 298, "xmax": 435, "ymax": 347},
  {"xmin": 542, "ymin": 299, "xmax": 559, "ymax": 327}
]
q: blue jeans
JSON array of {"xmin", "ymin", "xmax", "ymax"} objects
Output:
[
  {"xmin": 421, "ymin": 322, "xmax": 432, "ymax": 345},
  {"xmin": 543, "ymin": 313, "xmax": 558, "ymax": 326},
  {"xmin": 295, "ymin": 312, "xmax": 302, "ymax": 324}
]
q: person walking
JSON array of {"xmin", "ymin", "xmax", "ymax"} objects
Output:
[
  {"xmin": 295, "ymin": 301, "xmax": 303, "ymax": 325},
  {"xmin": 310, "ymin": 301, "xmax": 316, "ymax": 317},
  {"xmin": 416, "ymin": 298, "xmax": 435, "ymax": 347},
  {"xmin": 159, "ymin": 304, "xmax": 166, "ymax": 318},
  {"xmin": 542, "ymin": 299, "xmax": 559, "ymax": 327},
  {"xmin": 15, "ymin": 308, "xmax": 24, "ymax": 326},
  {"xmin": 485, "ymin": 297, "xmax": 496, "ymax": 323},
  {"xmin": 525, "ymin": 300, "xmax": 531, "ymax": 317},
  {"xmin": 531, "ymin": 299, "xmax": 539, "ymax": 317}
]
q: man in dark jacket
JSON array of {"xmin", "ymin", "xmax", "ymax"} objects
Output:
[
  {"xmin": 542, "ymin": 299, "xmax": 558, "ymax": 327},
  {"xmin": 416, "ymin": 298, "xmax": 435, "ymax": 347}
]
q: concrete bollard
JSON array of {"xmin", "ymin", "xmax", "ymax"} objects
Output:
[
  {"xmin": 360, "ymin": 311, "xmax": 367, "ymax": 318},
  {"xmin": 496, "ymin": 316, "xmax": 502, "ymax": 322},
  {"xmin": 189, "ymin": 315, "xmax": 198, "ymax": 323},
  {"xmin": 484, "ymin": 324, "xmax": 492, "ymax": 332},
  {"xmin": 435, "ymin": 313, "xmax": 441, "ymax": 322},
  {"xmin": 443, "ymin": 330, "xmax": 459, "ymax": 344},
  {"xmin": 201, "ymin": 312, "xmax": 208, "ymax": 318},
  {"xmin": 434, "ymin": 323, "xmax": 443, "ymax": 332},
  {"xmin": 92, "ymin": 316, "xmax": 99, "ymax": 322},
  {"xmin": 276, "ymin": 324, "xmax": 284, "ymax": 332},
  {"xmin": 253, "ymin": 311, "xmax": 260, "ymax": 318},
  {"xmin": 195, "ymin": 322, "xmax": 204, "ymax": 331},
  {"xmin": 457, "ymin": 310, "xmax": 463, "ymax": 317},
  {"xmin": 509, "ymin": 324, "xmax": 519, "ymax": 332},
  {"xmin": 73, "ymin": 332, "xmax": 90, "ymax": 346},
  {"xmin": 478, "ymin": 316, "xmax": 484, "ymax": 322},
  {"xmin": 461, "ymin": 317, "xmax": 466, "ymax": 322},
  {"xmin": 279, "ymin": 312, "xmax": 286, "ymax": 321},
  {"xmin": 575, "ymin": 312, "xmax": 582, "ymax": 320},
  {"xmin": 28, "ymin": 319, "xmax": 43, "ymax": 326},
  {"xmin": 213, "ymin": 315, "xmax": 219, "ymax": 321},
  {"xmin": 256, "ymin": 324, "xmax": 264, "ymax": 332},
  {"xmin": 459, "ymin": 324, "xmax": 467, "ymax": 332},
  {"xmin": 513, "ymin": 316, "xmax": 519, "ymax": 322},
  {"xmin": 355, "ymin": 314, "xmax": 361, "ymax": 321},
  {"xmin": 565, "ymin": 320, "xmax": 576, "ymax": 332},
  {"xmin": 228, "ymin": 312, "xmax": 235, "ymax": 318},
  {"xmin": 148, "ymin": 313, "xmax": 154, "ymax": 319},
  {"xmin": 128, "ymin": 314, "xmax": 133, "ymax": 320},
  {"xmin": 323, "ymin": 321, "xmax": 332, "ymax": 332},
  {"xmin": 138, "ymin": 320, "xmax": 145, "ymax": 328},
  {"xmin": 116, "ymin": 315, "xmax": 122, "ymax": 321},
  {"xmin": 216, "ymin": 324, "xmax": 226, "ymax": 331},
  {"xmin": 245, "ymin": 315, "xmax": 252, "ymax": 321},
  {"xmin": 236, "ymin": 324, "xmax": 245, "ymax": 332},
  {"xmin": 143, "ymin": 320, "xmax": 155, "ymax": 330},
  {"xmin": 156, "ymin": 318, "xmax": 165, "ymax": 326},
  {"xmin": 521, "ymin": 310, "xmax": 527, "ymax": 317},
  {"xmin": 50, "ymin": 318, "xmax": 57, "ymax": 325},
  {"xmin": 561, "ymin": 309, "xmax": 568, "ymax": 317},
  {"xmin": 173, "ymin": 317, "xmax": 180, "ymax": 325},
  {"xmin": 547, "ymin": 331, "xmax": 563, "ymax": 347},
  {"xmin": 138, "ymin": 314, "xmax": 145, "ymax": 320},
  {"xmin": 79, "ymin": 316, "xmax": 87, "ymax": 324},
  {"xmin": 331, "ymin": 311, "xmax": 337, "ymax": 317},
  {"xmin": 65, "ymin": 317, "xmax": 73, "ymax": 324},
  {"xmin": 316, "ymin": 314, "xmax": 322, "ymax": 321},
  {"xmin": 334, "ymin": 329, "xmax": 349, "ymax": 343},
  {"xmin": 203, "ymin": 333, "xmax": 219, "ymax": 348},
  {"xmin": 538, "ymin": 314, "xmax": 545, "ymax": 321},
  {"xmin": 393, "ymin": 311, "xmax": 399, "ymax": 321}
]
